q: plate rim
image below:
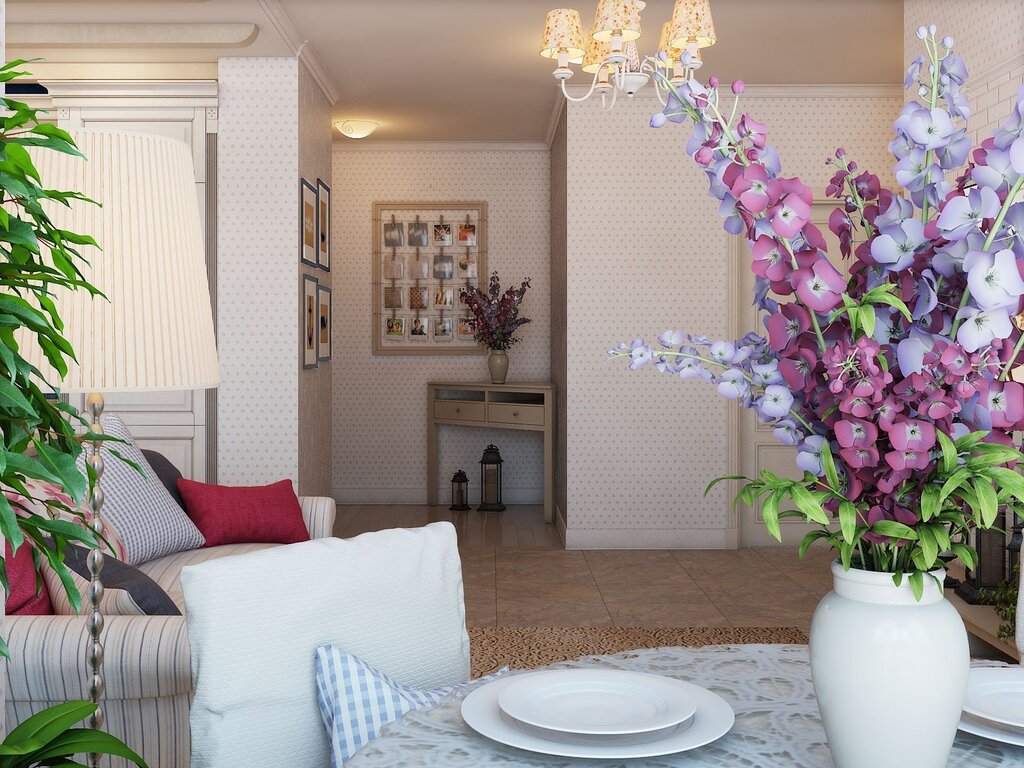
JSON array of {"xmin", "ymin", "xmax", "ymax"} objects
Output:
[
  {"xmin": 462, "ymin": 673, "xmax": 735, "ymax": 760},
  {"xmin": 963, "ymin": 668, "xmax": 1024, "ymax": 730},
  {"xmin": 958, "ymin": 713, "xmax": 1024, "ymax": 748},
  {"xmin": 496, "ymin": 668, "xmax": 700, "ymax": 736}
]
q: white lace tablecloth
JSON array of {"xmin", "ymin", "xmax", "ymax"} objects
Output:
[{"xmin": 346, "ymin": 644, "xmax": 1020, "ymax": 767}]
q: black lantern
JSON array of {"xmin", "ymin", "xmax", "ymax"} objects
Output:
[
  {"xmin": 956, "ymin": 524, "xmax": 1007, "ymax": 603},
  {"xmin": 449, "ymin": 470, "xmax": 470, "ymax": 511},
  {"xmin": 478, "ymin": 444, "xmax": 505, "ymax": 512}
]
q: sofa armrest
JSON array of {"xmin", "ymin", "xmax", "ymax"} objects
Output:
[
  {"xmin": 299, "ymin": 496, "xmax": 336, "ymax": 539},
  {"xmin": 5, "ymin": 615, "xmax": 191, "ymax": 702}
]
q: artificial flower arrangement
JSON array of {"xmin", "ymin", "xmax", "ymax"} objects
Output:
[
  {"xmin": 462, "ymin": 271, "xmax": 533, "ymax": 350},
  {"xmin": 611, "ymin": 26, "xmax": 1024, "ymax": 597}
]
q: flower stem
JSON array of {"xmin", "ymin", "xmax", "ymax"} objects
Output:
[
  {"xmin": 998, "ymin": 333, "xmax": 1024, "ymax": 382},
  {"xmin": 921, "ymin": 34, "xmax": 941, "ymax": 224}
]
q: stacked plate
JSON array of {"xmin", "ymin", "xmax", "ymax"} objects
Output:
[
  {"xmin": 461, "ymin": 669, "xmax": 735, "ymax": 759},
  {"xmin": 959, "ymin": 667, "xmax": 1024, "ymax": 747}
]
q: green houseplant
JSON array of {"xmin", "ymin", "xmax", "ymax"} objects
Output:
[{"xmin": 0, "ymin": 59, "xmax": 146, "ymax": 765}]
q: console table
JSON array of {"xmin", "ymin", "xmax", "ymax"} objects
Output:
[{"xmin": 427, "ymin": 382, "xmax": 556, "ymax": 522}]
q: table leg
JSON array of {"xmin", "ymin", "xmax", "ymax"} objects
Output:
[
  {"xmin": 543, "ymin": 422, "xmax": 553, "ymax": 524},
  {"xmin": 427, "ymin": 396, "xmax": 438, "ymax": 507}
]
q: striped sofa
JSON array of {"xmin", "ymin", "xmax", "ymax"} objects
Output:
[{"xmin": 5, "ymin": 496, "xmax": 337, "ymax": 768}]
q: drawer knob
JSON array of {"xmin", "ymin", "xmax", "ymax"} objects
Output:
[
  {"xmin": 513, "ymin": 411, "xmax": 519, "ymax": 417},
  {"xmin": 455, "ymin": 408, "xmax": 461, "ymax": 413}
]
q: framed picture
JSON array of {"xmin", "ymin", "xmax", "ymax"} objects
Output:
[
  {"xmin": 409, "ymin": 315, "xmax": 430, "ymax": 339},
  {"xmin": 384, "ymin": 316, "xmax": 406, "ymax": 340},
  {"xmin": 409, "ymin": 286, "xmax": 430, "ymax": 311},
  {"xmin": 372, "ymin": 202, "xmax": 487, "ymax": 356},
  {"xmin": 316, "ymin": 179, "xmax": 331, "ymax": 271},
  {"xmin": 432, "ymin": 223, "xmax": 452, "ymax": 246},
  {"xmin": 300, "ymin": 179, "xmax": 317, "ymax": 267},
  {"xmin": 434, "ymin": 286, "xmax": 454, "ymax": 308},
  {"xmin": 302, "ymin": 274, "xmax": 318, "ymax": 369},
  {"xmin": 317, "ymin": 285, "xmax": 332, "ymax": 361},
  {"xmin": 384, "ymin": 221, "xmax": 405, "ymax": 248},
  {"xmin": 408, "ymin": 222, "xmax": 429, "ymax": 247},
  {"xmin": 433, "ymin": 253, "xmax": 454, "ymax": 280},
  {"xmin": 457, "ymin": 223, "xmax": 477, "ymax": 247}
]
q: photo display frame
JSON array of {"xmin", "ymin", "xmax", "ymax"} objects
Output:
[{"xmin": 373, "ymin": 201, "xmax": 487, "ymax": 355}]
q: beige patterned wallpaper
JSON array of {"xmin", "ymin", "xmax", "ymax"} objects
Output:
[
  {"xmin": 331, "ymin": 148, "xmax": 550, "ymax": 504},
  {"xmin": 298, "ymin": 61, "xmax": 333, "ymax": 497},
  {"xmin": 563, "ymin": 90, "xmax": 901, "ymax": 548},
  {"xmin": 217, "ymin": 57, "xmax": 301, "ymax": 486}
]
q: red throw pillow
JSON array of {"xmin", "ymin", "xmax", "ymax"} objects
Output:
[
  {"xmin": 176, "ymin": 479, "xmax": 310, "ymax": 548},
  {"xmin": 5, "ymin": 541, "xmax": 53, "ymax": 615}
]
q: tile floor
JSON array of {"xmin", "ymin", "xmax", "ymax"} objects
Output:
[{"xmin": 335, "ymin": 505, "xmax": 834, "ymax": 633}]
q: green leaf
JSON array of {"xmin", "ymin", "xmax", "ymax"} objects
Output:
[
  {"xmin": 790, "ymin": 484, "xmax": 830, "ymax": 526},
  {"xmin": 3, "ymin": 701, "xmax": 95, "ymax": 751},
  {"xmin": 761, "ymin": 489, "xmax": 783, "ymax": 542},
  {"xmin": 987, "ymin": 467, "xmax": 1024, "ymax": 505},
  {"xmin": 908, "ymin": 571, "xmax": 925, "ymax": 602},
  {"xmin": 917, "ymin": 525, "xmax": 938, "ymax": 570},
  {"xmin": 838, "ymin": 500, "xmax": 857, "ymax": 544},
  {"xmin": 955, "ymin": 431, "xmax": 990, "ymax": 452},
  {"xmin": 798, "ymin": 529, "xmax": 830, "ymax": 559},
  {"xmin": 0, "ymin": 376, "xmax": 35, "ymax": 416},
  {"xmin": 704, "ymin": 475, "xmax": 748, "ymax": 497},
  {"xmin": 21, "ymin": 727, "xmax": 147, "ymax": 766},
  {"xmin": 867, "ymin": 290, "xmax": 912, "ymax": 321},
  {"xmin": 939, "ymin": 468, "xmax": 971, "ymax": 502},
  {"xmin": 951, "ymin": 542, "xmax": 977, "ymax": 571},
  {"xmin": 935, "ymin": 429, "xmax": 957, "ymax": 475},
  {"xmin": 32, "ymin": 441, "xmax": 86, "ymax": 503},
  {"xmin": 920, "ymin": 483, "xmax": 941, "ymax": 522},
  {"xmin": 821, "ymin": 441, "xmax": 840, "ymax": 492},
  {"xmin": 972, "ymin": 477, "xmax": 999, "ymax": 528},
  {"xmin": 871, "ymin": 520, "xmax": 919, "ymax": 540},
  {"xmin": 859, "ymin": 305, "xmax": 876, "ymax": 338}
]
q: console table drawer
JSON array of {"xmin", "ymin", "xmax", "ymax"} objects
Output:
[
  {"xmin": 434, "ymin": 401, "xmax": 485, "ymax": 422},
  {"xmin": 488, "ymin": 403, "xmax": 545, "ymax": 427}
]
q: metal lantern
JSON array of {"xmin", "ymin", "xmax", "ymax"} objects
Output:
[
  {"xmin": 956, "ymin": 524, "xmax": 1007, "ymax": 603},
  {"xmin": 449, "ymin": 469, "xmax": 470, "ymax": 511},
  {"xmin": 478, "ymin": 444, "xmax": 506, "ymax": 512}
]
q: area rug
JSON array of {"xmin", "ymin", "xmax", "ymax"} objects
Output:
[{"xmin": 469, "ymin": 626, "xmax": 808, "ymax": 677}]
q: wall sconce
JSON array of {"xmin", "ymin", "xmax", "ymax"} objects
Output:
[
  {"xmin": 478, "ymin": 444, "xmax": 506, "ymax": 512},
  {"xmin": 450, "ymin": 469, "xmax": 471, "ymax": 511},
  {"xmin": 335, "ymin": 120, "xmax": 378, "ymax": 139}
]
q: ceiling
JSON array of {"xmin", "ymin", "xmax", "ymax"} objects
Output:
[{"xmin": 7, "ymin": 0, "xmax": 904, "ymax": 142}]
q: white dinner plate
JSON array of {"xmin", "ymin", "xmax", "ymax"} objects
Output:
[
  {"xmin": 462, "ymin": 674, "xmax": 735, "ymax": 760},
  {"xmin": 959, "ymin": 713, "xmax": 1024, "ymax": 748},
  {"xmin": 497, "ymin": 669, "xmax": 699, "ymax": 735},
  {"xmin": 963, "ymin": 668, "xmax": 1024, "ymax": 731}
]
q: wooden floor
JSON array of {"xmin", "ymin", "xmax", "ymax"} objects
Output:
[{"xmin": 335, "ymin": 505, "xmax": 833, "ymax": 633}]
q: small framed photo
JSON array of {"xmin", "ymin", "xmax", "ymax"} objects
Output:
[
  {"xmin": 409, "ymin": 286, "xmax": 430, "ymax": 311},
  {"xmin": 384, "ymin": 221, "xmax": 405, "ymax": 248},
  {"xmin": 316, "ymin": 179, "xmax": 331, "ymax": 271},
  {"xmin": 457, "ymin": 316, "xmax": 476, "ymax": 340},
  {"xmin": 434, "ymin": 286, "xmax": 454, "ymax": 308},
  {"xmin": 383, "ymin": 254, "xmax": 405, "ymax": 279},
  {"xmin": 433, "ymin": 253, "xmax": 454, "ymax": 280},
  {"xmin": 410, "ymin": 254, "xmax": 430, "ymax": 279},
  {"xmin": 432, "ymin": 223, "xmax": 452, "ymax": 246},
  {"xmin": 384, "ymin": 316, "xmax": 406, "ymax": 340},
  {"xmin": 409, "ymin": 316, "xmax": 430, "ymax": 339},
  {"xmin": 434, "ymin": 317, "xmax": 453, "ymax": 341},
  {"xmin": 457, "ymin": 223, "xmax": 477, "ymax": 247},
  {"xmin": 302, "ymin": 274, "xmax": 318, "ymax": 369},
  {"xmin": 300, "ymin": 179, "xmax": 318, "ymax": 267},
  {"xmin": 457, "ymin": 253, "xmax": 478, "ymax": 279},
  {"xmin": 317, "ymin": 285, "xmax": 332, "ymax": 362},
  {"xmin": 383, "ymin": 287, "xmax": 404, "ymax": 309},
  {"xmin": 408, "ymin": 222, "xmax": 429, "ymax": 248}
]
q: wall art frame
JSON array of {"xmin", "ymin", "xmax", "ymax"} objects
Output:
[
  {"xmin": 316, "ymin": 178, "xmax": 331, "ymax": 271},
  {"xmin": 317, "ymin": 284, "xmax": 333, "ymax": 362},
  {"xmin": 372, "ymin": 201, "xmax": 488, "ymax": 356},
  {"xmin": 302, "ymin": 273, "xmax": 319, "ymax": 369},
  {"xmin": 300, "ymin": 178, "xmax": 318, "ymax": 268}
]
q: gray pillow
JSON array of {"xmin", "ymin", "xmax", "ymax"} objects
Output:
[
  {"xmin": 141, "ymin": 448, "xmax": 186, "ymax": 509},
  {"xmin": 76, "ymin": 414, "xmax": 204, "ymax": 565},
  {"xmin": 63, "ymin": 544, "xmax": 180, "ymax": 615}
]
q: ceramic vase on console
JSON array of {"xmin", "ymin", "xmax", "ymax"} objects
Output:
[
  {"xmin": 809, "ymin": 562, "xmax": 968, "ymax": 768},
  {"xmin": 488, "ymin": 350, "xmax": 509, "ymax": 384}
]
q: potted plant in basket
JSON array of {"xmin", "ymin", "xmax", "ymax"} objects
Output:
[
  {"xmin": 462, "ymin": 271, "xmax": 532, "ymax": 384},
  {"xmin": 610, "ymin": 25, "xmax": 1024, "ymax": 768},
  {"xmin": 0, "ymin": 59, "xmax": 146, "ymax": 765}
]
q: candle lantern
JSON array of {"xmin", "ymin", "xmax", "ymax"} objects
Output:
[
  {"xmin": 449, "ymin": 469, "xmax": 470, "ymax": 511},
  {"xmin": 478, "ymin": 444, "xmax": 506, "ymax": 512}
]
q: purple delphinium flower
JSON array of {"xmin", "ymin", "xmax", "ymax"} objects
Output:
[
  {"xmin": 937, "ymin": 187, "xmax": 1001, "ymax": 241},
  {"xmin": 796, "ymin": 435, "xmax": 826, "ymax": 476},
  {"xmin": 965, "ymin": 248, "xmax": 1024, "ymax": 309},
  {"xmin": 717, "ymin": 368, "xmax": 749, "ymax": 400},
  {"xmin": 955, "ymin": 306, "xmax": 1013, "ymax": 352},
  {"xmin": 871, "ymin": 218, "xmax": 927, "ymax": 271},
  {"xmin": 757, "ymin": 384, "xmax": 795, "ymax": 420}
]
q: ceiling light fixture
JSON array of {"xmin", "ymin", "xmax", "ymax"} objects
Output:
[
  {"xmin": 335, "ymin": 120, "xmax": 379, "ymax": 139},
  {"xmin": 539, "ymin": 0, "xmax": 717, "ymax": 112}
]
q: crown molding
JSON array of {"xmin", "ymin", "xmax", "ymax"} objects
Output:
[
  {"xmin": 333, "ymin": 140, "xmax": 549, "ymax": 152},
  {"xmin": 257, "ymin": 0, "xmax": 338, "ymax": 105},
  {"xmin": 544, "ymin": 91, "xmax": 566, "ymax": 149},
  {"xmin": 561, "ymin": 82, "xmax": 904, "ymax": 100},
  {"xmin": 39, "ymin": 79, "xmax": 219, "ymax": 106},
  {"xmin": 7, "ymin": 22, "xmax": 258, "ymax": 48},
  {"xmin": 963, "ymin": 50, "xmax": 1024, "ymax": 95}
]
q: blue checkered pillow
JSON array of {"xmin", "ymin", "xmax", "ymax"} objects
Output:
[{"xmin": 315, "ymin": 645, "xmax": 504, "ymax": 766}]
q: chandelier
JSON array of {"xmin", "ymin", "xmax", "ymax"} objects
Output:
[{"xmin": 539, "ymin": 0, "xmax": 717, "ymax": 111}]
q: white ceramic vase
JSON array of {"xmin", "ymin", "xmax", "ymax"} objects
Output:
[
  {"xmin": 809, "ymin": 561, "xmax": 968, "ymax": 768},
  {"xmin": 488, "ymin": 350, "xmax": 509, "ymax": 384}
]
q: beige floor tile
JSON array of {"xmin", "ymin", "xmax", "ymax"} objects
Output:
[{"xmin": 497, "ymin": 594, "xmax": 613, "ymax": 628}]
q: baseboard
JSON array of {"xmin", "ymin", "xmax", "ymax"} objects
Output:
[
  {"xmin": 564, "ymin": 527, "xmax": 739, "ymax": 549},
  {"xmin": 333, "ymin": 486, "xmax": 545, "ymax": 506}
]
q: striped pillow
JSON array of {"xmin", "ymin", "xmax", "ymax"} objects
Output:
[{"xmin": 314, "ymin": 646, "xmax": 504, "ymax": 766}]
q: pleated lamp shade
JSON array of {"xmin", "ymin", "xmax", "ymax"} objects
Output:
[
  {"xmin": 591, "ymin": 0, "xmax": 642, "ymax": 43},
  {"xmin": 19, "ymin": 129, "xmax": 219, "ymax": 393},
  {"xmin": 669, "ymin": 0, "xmax": 717, "ymax": 49}
]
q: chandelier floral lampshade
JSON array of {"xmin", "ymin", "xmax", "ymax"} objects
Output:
[
  {"xmin": 668, "ymin": 0, "xmax": 717, "ymax": 50},
  {"xmin": 591, "ymin": 0, "xmax": 642, "ymax": 43},
  {"xmin": 581, "ymin": 28, "xmax": 614, "ymax": 74},
  {"xmin": 540, "ymin": 8, "xmax": 586, "ymax": 76}
]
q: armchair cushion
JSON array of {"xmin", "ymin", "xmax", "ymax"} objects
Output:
[
  {"xmin": 5, "ymin": 541, "xmax": 52, "ymax": 615},
  {"xmin": 182, "ymin": 522, "xmax": 470, "ymax": 768},
  {"xmin": 177, "ymin": 478, "xmax": 310, "ymax": 547}
]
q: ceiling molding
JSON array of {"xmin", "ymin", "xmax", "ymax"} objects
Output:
[
  {"xmin": 39, "ymin": 79, "xmax": 219, "ymax": 106},
  {"xmin": 963, "ymin": 50, "xmax": 1024, "ymax": 95},
  {"xmin": 25, "ymin": 62, "xmax": 219, "ymax": 81},
  {"xmin": 333, "ymin": 141, "xmax": 549, "ymax": 152},
  {"xmin": 7, "ymin": 22, "xmax": 258, "ymax": 48},
  {"xmin": 257, "ymin": 0, "xmax": 339, "ymax": 105},
  {"xmin": 562, "ymin": 83, "xmax": 904, "ymax": 100},
  {"xmin": 544, "ymin": 92, "xmax": 566, "ymax": 149}
]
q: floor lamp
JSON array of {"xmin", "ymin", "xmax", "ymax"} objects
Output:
[{"xmin": 19, "ymin": 130, "xmax": 219, "ymax": 764}]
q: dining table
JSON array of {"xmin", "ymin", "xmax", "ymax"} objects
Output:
[{"xmin": 345, "ymin": 644, "xmax": 1021, "ymax": 767}]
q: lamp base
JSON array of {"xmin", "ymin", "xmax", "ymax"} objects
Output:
[
  {"xmin": 449, "ymin": 503, "xmax": 471, "ymax": 512},
  {"xmin": 477, "ymin": 503, "xmax": 506, "ymax": 513}
]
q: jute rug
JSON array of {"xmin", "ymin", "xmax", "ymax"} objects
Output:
[{"xmin": 469, "ymin": 626, "xmax": 808, "ymax": 677}]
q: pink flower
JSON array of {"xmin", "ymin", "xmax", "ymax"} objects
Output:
[
  {"xmin": 840, "ymin": 446, "xmax": 880, "ymax": 469},
  {"xmin": 835, "ymin": 418, "xmax": 879, "ymax": 448},
  {"xmin": 751, "ymin": 235, "xmax": 790, "ymax": 282},
  {"xmin": 792, "ymin": 258, "xmax": 846, "ymax": 313},
  {"xmin": 984, "ymin": 380, "xmax": 1024, "ymax": 429},
  {"xmin": 885, "ymin": 449, "xmax": 932, "ymax": 471},
  {"xmin": 737, "ymin": 114, "xmax": 767, "ymax": 149},
  {"xmin": 767, "ymin": 303, "xmax": 811, "ymax": 354},
  {"xmin": 886, "ymin": 418, "xmax": 937, "ymax": 452},
  {"xmin": 731, "ymin": 164, "xmax": 772, "ymax": 213}
]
